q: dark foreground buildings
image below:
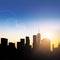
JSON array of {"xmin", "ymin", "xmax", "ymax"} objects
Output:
[{"xmin": 0, "ymin": 33, "xmax": 60, "ymax": 60}]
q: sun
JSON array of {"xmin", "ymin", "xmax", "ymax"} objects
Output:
[{"xmin": 43, "ymin": 33, "xmax": 53, "ymax": 41}]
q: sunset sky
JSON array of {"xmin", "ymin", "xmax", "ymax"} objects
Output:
[{"xmin": 0, "ymin": 0, "xmax": 60, "ymax": 48}]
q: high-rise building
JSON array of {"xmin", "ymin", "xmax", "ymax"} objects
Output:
[
  {"xmin": 37, "ymin": 33, "xmax": 41, "ymax": 48},
  {"xmin": 20, "ymin": 39, "xmax": 25, "ymax": 45},
  {"xmin": 9, "ymin": 42, "xmax": 15, "ymax": 48},
  {"xmin": 1, "ymin": 38, "xmax": 8, "ymax": 47},
  {"xmin": 33, "ymin": 35, "xmax": 37, "ymax": 49},
  {"xmin": 53, "ymin": 43, "xmax": 60, "ymax": 54},
  {"xmin": 41, "ymin": 38, "xmax": 51, "ymax": 53},
  {"xmin": 26, "ymin": 36, "xmax": 30, "ymax": 46},
  {"xmin": 20, "ymin": 39, "xmax": 25, "ymax": 48},
  {"xmin": 17, "ymin": 39, "xmax": 25, "ymax": 49},
  {"xmin": 17, "ymin": 42, "xmax": 20, "ymax": 49}
]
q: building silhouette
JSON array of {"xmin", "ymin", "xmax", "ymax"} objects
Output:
[
  {"xmin": 17, "ymin": 42, "xmax": 20, "ymax": 49},
  {"xmin": 33, "ymin": 33, "xmax": 41, "ymax": 52},
  {"xmin": 33, "ymin": 35, "xmax": 37, "ymax": 49},
  {"xmin": 20, "ymin": 38, "xmax": 25, "ymax": 48},
  {"xmin": 9, "ymin": 42, "xmax": 15, "ymax": 48},
  {"xmin": 37, "ymin": 33, "xmax": 41, "ymax": 49},
  {"xmin": 0, "ymin": 33, "xmax": 60, "ymax": 60},
  {"xmin": 40, "ymin": 38, "xmax": 51, "ymax": 54},
  {"xmin": 53, "ymin": 43, "xmax": 60, "ymax": 53},
  {"xmin": 26, "ymin": 36, "xmax": 30, "ymax": 46},
  {"xmin": 1, "ymin": 38, "xmax": 8, "ymax": 47}
]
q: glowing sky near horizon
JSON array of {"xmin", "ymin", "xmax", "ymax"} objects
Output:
[{"xmin": 0, "ymin": 0, "xmax": 60, "ymax": 48}]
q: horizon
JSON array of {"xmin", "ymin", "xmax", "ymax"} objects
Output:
[
  {"xmin": 0, "ymin": 0, "xmax": 60, "ymax": 50},
  {"xmin": 0, "ymin": 32, "xmax": 59, "ymax": 51}
]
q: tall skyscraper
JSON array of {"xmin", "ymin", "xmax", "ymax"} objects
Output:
[
  {"xmin": 17, "ymin": 42, "xmax": 20, "ymax": 49},
  {"xmin": 33, "ymin": 35, "xmax": 37, "ymax": 49},
  {"xmin": 20, "ymin": 39, "xmax": 25, "ymax": 48},
  {"xmin": 41, "ymin": 38, "xmax": 51, "ymax": 53},
  {"xmin": 26, "ymin": 36, "xmax": 30, "ymax": 46},
  {"xmin": 1, "ymin": 38, "xmax": 8, "ymax": 47},
  {"xmin": 20, "ymin": 39, "xmax": 25, "ymax": 45},
  {"xmin": 37, "ymin": 33, "xmax": 41, "ymax": 48},
  {"xmin": 17, "ymin": 38, "xmax": 25, "ymax": 49}
]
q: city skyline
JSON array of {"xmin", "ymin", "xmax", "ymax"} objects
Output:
[
  {"xmin": 0, "ymin": 0, "xmax": 60, "ymax": 60},
  {"xmin": 0, "ymin": 0, "xmax": 60, "ymax": 49},
  {"xmin": 0, "ymin": 32, "xmax": 60, "ymax": 51},
  {"xmin": 0, "ymin": 33, "xmax": 60, "ymax": 60}
]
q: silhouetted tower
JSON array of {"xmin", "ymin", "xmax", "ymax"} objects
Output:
[
  {"xmin": 9, "ymin": 42, "xmax": 15, "ymax": 48},
  {"xmin": 17, "ymin": 39, "xmax": 25, "ymax": 50},
  {"xmin": 37, "ymin": 33, "xmax": 41, "ymax": 48},
  {"xmin": 20, "ymin": 38, "xmax": 25, "ymax": 48},
  {"xmin": 26, "ymin": 36, "xmax": 30, "ymax": 46},
  {"xmin": 41, "ymin": 38, "xmax": 51, "ymax": 54},
  {"xmin": 33, "ymin": 35, "xmax": 37, "ymax": 49},
  {"xmin": 1, "ymin": 38, "xmax": 8, "ymax": 47},
  {"xmin": 21, "ymin": 39, "xmax": 25, "ymax": 44},
  {"xmin": 17, "ymin": 42, "xmax": 20, "ymax": 49}
]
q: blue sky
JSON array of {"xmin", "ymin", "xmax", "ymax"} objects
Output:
[
  {"xmin": 0, "ymin": 0, "xmax": 60, "ymax": 19},
  {"xmin": 0, "ymin": 0, "xmax": 60, "ymax": 43}
]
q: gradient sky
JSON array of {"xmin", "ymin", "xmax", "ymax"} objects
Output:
[{"xmin": 0, "ymin": 0, "xmax": 60, "ymax": 47}]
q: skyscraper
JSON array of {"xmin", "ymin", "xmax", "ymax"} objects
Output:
[
  {"xmin": 1, "ymin": 38, "xmax": 8, "ymax": 47},
  {"xmin": 37, "ymin": 33, "xmax": 41, "ymax": 48},
  {"xmin": 26, "ymin": 36, "xmax": 30, "ymax": 46},
  {"xmin": 33, "ymin": 35, "xmax": 37, "ymax": 49},
  {"xmin": 17, "ymin": 42, "xmax": 20, "ymax": 49},
  {"xmin": 20, "ymin": 38, "xmax": 25, "ymax": 48},
  {"xmin": 41, "ymin": 38, "xmax": 51, "ymax": 54}
]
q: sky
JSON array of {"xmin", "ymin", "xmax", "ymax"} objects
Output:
[{"xmin": 0, "ymin": 0, "xmax": 60, "ymax": 47}]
